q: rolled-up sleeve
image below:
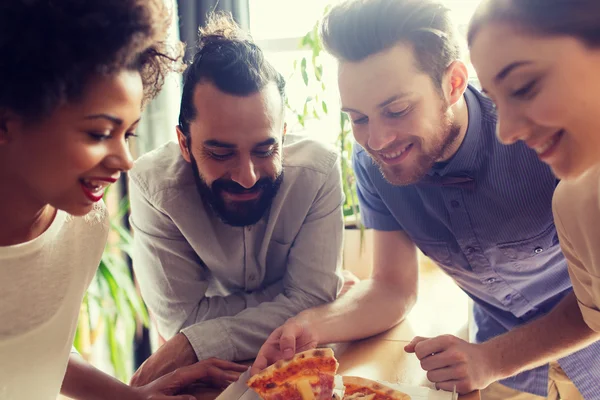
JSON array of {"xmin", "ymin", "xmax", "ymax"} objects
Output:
[{"xmin": 181, "ymin": 162, "xmax": 344, "ymax": 361}]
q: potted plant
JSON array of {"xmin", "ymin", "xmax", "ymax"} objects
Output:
[
  {"xmin": 73, "ymin": 189, "xmax": 149, "ymax": 382},
  {"xmin": 288, "ymin": 11, "xmax": 374, "ymax": 279}
]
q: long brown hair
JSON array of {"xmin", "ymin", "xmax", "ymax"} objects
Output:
[{"xmin": 468, "ymin": 0, "xmax": 600, "ymax": 48}]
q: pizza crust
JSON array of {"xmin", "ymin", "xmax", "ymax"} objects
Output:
[
  {"xmin": 248, "ymin": 348, "xmax": 338, "ymax": 400},
  {"xmin": 343, "ymin": 376, "xmax": 411, "ymax": 400},
  {"xmin": 248, "ymin": 348, "xmax": 338, "ymax": 387}
]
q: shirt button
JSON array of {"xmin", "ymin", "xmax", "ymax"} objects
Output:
[
  {"xmin": 504, "ymin": 294, "xmax": 512, "ymax": 302},
  {"xmin": 534, "ymin": 247, "xmax": 543, "ymax": 254},
  {"xmin": 485, "ymin": 277, "xmax": 496, "ymax": 284},
  {"xmin": 248, "ymin": 274, "xmax": 256, "ymax": 281},
  {"xmin": 465, "ymin": 247, "xmax": 476, "ymax": 255},
  {"xmin": 451, "ymin": 200, "xmax": 460, "ymax": 208}
]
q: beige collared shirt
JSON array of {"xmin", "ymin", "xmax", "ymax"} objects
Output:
[
  {"xmin": 129, "ymin": 135, "xmax": 343, "ymax": 361},
  {"xmin": 553, "ymin": 165, "xmax": 600, "ymax": 332}
]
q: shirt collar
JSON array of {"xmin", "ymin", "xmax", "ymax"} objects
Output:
[{"xmin": 428, "ymin": 86, "xmax": 485, "ymax": 177}]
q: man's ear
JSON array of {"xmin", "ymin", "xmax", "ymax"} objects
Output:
[
  {"xmin": 176, "ymin": 125, "xmax": 192, "ymax": 163},
  {"xmin": 443, "ymin": 60, "xmax": 469, "ymax": 107}
]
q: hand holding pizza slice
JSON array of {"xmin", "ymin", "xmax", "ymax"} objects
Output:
[
  {"xmin": 247, "ymin": 348, "xmax": 339, "ymax": 400},
  {"xmin": 248, "ymin": 349, "xmax": 411, "ymax": 400}
]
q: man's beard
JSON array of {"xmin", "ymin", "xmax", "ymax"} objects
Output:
[
  {"xmin": 189, "ymin": 154, "xmax": 283, "ymax": 227},
  {"xmin": 367, "ymin": 101, "xmax": 462, "ymax": 186}
]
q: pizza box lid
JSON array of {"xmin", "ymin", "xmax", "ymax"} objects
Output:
[{"xmin": 215, "ymin": 369, "xmax": 457, "ymax": 400}]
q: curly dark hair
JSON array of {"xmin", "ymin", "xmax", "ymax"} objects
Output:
[{"xmin": 0, "ymin": 0, "xmax": 184, "ymax": 121}]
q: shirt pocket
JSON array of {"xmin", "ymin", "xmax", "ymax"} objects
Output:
[
  {"xmin": 497, "ymin": 224, "xmax": 559, "ymax": 261},
  {"xmin": 412, "ymin": 238, "xmax": 453, "ymax": 267}
]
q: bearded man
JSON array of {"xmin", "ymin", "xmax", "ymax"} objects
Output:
[{"xmin": 128, "ymin": 14, "xmax": 343, "ymax": 385}]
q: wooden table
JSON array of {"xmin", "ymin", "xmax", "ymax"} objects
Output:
[{"xmin": 193, "ymin": 262, "xmax": 480, "ymax": 399}]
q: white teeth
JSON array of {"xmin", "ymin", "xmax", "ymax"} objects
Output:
[
  {"xmin": 534, "ymin": 133, "xmax": 560, "ymax": 155},
  {"xmin": 82, "ymin": 180, "xmax": 109, "ymax": 193},
  {"xmin": 381, "ymin": 144, "xmax": 410, "ymax": 159}
]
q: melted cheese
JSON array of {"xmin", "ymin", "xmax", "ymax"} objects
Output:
[{"xmin": 296, "ymin": 379, "xmax": 317, "ymax": 400}]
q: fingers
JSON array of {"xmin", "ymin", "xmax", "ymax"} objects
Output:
[
  {"xmin": 435, "ymin": 380, "xmax": 462, "ymax": 393},
  {"xmin": 279, "ymin": 322, "xmax": 303, "ymax": 359},
  {"xmin": 250, "ymin": 354, "xmax": 268, "ymax": 377},
  {"xmin": 426, "ymin": 365, "xmax": 466, "ymax": 383},
  {"xmin": 203, "ymin": 358, "xmax": 248, "ymax": 373},
  {"xmin": 202, "ymin": 365, "xmax": 241, "ymax": 388},
  {"xmin": 130, "ymin": 365, "xmax": 146, "ymax": 387},
  {"xmin": 419, "ymin": 348, "xmax": 466, "ymax": 372},
  {"xmin": 413, "ymin": 335, "xmax": 458, "ymax": 359},
  {"xmin": 342, "ymin": 270, "xmax": 360, "ymax": 283},
  {"xmin": 404, "ymin": 336, "xmax": 429, "ymax": 353},
  {"xmin": 165, "ymin": 361, "xmax": 243, "ymax": 389}
]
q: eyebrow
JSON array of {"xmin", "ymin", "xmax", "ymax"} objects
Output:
[
  {"xmin": 377, "ymin": 93, "xmax": 411, "ymax": 109},
  {"xmin": 84, "ymin": 114, "xmax": 124, "ymax": 125},
  {"xmin": 204, "ymin": 137, "xmax": 277, "ymax": 149},
  {"xmin": 495, "ymin": 61, "xmax": 532, "ymax": 83},
  {"xmin": 341, "ymin": 92, "xmax": 412, "ymax": 114}
]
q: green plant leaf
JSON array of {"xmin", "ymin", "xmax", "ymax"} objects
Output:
[
  {"xmin": 301, "ymin": 32, "xmax": 312, "ymax": 47},
  {"xmin": 297, "ymin": 114, "xmax": 305, "ymax": 127},
  {"xmin": 106, "ymin": 314, "xmax": 128, "ymax": 382},
  {"xmin": 315, "ymin": 65, "xmax": 323, "ymax": 81},
  {"xmin": 301, "ymin": 58, "xmax": 308, "ymax": 86},
  {"xmin": 322, "ymin": 101, "xmax": 328, "ymax": 114}
]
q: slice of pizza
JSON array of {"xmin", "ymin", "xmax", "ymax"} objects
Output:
[
  {"xmin": 248, "ymin": 348, "xmax": 339, "ymax": 400},
  {"xmin": 342, "ymin": 376, "xmax": 411, "ymax": 400}
]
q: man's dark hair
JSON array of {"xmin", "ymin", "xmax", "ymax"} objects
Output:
[
  {"xmin": 178, "ymin": 13, "xmax": 286, "ymax": 138},
  {"xmin": 321, "ymin": 0, "xmax": 461, "ymax": 87},
  {"xmin": 468, "ymin": 0, "xmax": 600, "ymax": 49},
  {"xmin": 0, "ymin": 0, "xmax": 184, "ymax": 121}
]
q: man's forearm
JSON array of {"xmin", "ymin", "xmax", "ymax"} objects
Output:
[
  {"xmin": 484, "ymin": 291, "xmax": 600, "ymax": 378},
  {"xmin": 297, "ymin": 278, "xmax": 417, "ymax": 345},
  {"xmin": 61, "ymin": 354, "xmax": 137, "ymax": 400}
]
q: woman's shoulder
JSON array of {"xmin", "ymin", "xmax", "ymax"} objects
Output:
[
  {"xmin": 553, "ymin": 168, "xmax": 599, "ymax": 240},
  {"xmin": 554, "ymin": 166, "xmax": 600, "ymax": 221}
]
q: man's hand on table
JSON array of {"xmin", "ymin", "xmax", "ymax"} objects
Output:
[
  {"xmin": 405, "ymin": 335, "xmax": 499, "ymax": 394},
  {"xmin": 131, "ymin": 333, "xmax": 198, "ymax": 386},
  {"xmin": 130, "ymin": 358, "xmax": 247, "ymax": 399},
  {"xmin": 131, "ymin": 332, "xmax": 246, "ymax": 392},
  {"xmin": 250, "ymin": 318, "xmax": 319, "ymax": 376}
]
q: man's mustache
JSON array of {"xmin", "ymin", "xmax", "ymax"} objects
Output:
[{"xmin": 212, "ymin": 179, "xmax": 272, "ymax": 195}]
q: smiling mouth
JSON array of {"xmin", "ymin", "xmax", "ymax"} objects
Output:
[
  {"xmin": 531, "ymin": 130, "xmax": 565, "ymax": 157},
  {"xmin": 79, "ymin": 178, "xmax": 114, "ymax": 202},
  {"xmin": 378, "ymin": 143, "xmax": 414, "ymax": 163}
]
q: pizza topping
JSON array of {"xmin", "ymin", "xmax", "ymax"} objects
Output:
[{"xmin": 248, "ymin": 350, "xmax": 410, "ymax": 400}]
